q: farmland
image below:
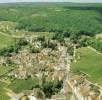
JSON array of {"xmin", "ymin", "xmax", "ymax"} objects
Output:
[
  {"xmin": 0, "ymin": 82, "xmax": 10, "ymax": 100},
  {"xmin": 71, "ymin": 47, "xmax": 102, "ymax": 84},
  {"xmin": 8, "ymin": 78, "xmax": 38, "ymax": 93}
]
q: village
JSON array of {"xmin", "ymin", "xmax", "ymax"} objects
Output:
[
  {"xmin": 0, "ymin": 35, "xmax": 71, "ymax": 100},
  {"xmin": 0, "ymin": 34, "xmax": 102, "ymax": 100}
]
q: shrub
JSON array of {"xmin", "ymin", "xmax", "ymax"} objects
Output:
[
  {"xmin": 17, "ymin": 38, "xmax": 28, "ymax": 46},
  {"xmin": 67, "ymin": 46, "xmax": 74, "ymax": 56},
  {"xmin": 52, "ymin": 32, "xmax": 64, "ymax": 42},
  {"xmin": 30, "ymin": 47, "xmax": 41, "ymax": 53},
  {"xmin": 42, "ymin": 80, "xmax": 63, "ymax": 98},
  {"xmin": 48, "ymin": 40, "xmax": 57, "ymax": 50},
  {"xmin": 37, "ymin": 36, "xmax": 45, "ymax": 42}
]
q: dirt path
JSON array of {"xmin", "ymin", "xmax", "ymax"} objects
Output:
[
  {"xmin": 0, "ymin": 31, "xmax": 21, "ymax": 38},
  {"xmin": 0, "ymin": 32, "xmax": 10, "ymax": 37},
  {"xmin": 0, "ymin": 79, "xmax": 11, "ymax": 85},
  {"xmin": 0, "ymin": 79, "xmax": 16, "ymax": 98},
  {"xmin": 87, "ymin": 46, "xmax": 102, "ymax": 56},
  {"xmin": 4, "ymin": 87, "xmax": 18, "ymax": 98}
]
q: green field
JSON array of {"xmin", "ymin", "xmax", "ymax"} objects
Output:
[
  {"xmin": 0, "ymin": 34, "xmax": 14, "ymax": 49},
  {"xmin": 0, "ymin": 20, "xmax": 54, "ymax": 49},
  {"xmin": 71, "ymin": 47, "xmax": 102, "ymax": 84},
  {"xmin": 0, "ymin": 31, "xmax": 54, "ymax": 49},
  {"xmin": 0, "ymin": 66, "xmax": 13, "ymax": 76},
  {"xmin": 8, "ymin": 78, "xmax": 38, "ymax": 93},
  {"xmin": 0, "ymin": 82, "xmax": 10, "ymax": 100}
]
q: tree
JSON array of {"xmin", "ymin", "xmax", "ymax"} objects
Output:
[
  {"xmin": 5, "ymin": 58, "xmax": 13, "ymax": 66},
  {"xmin": 30, "ymin": 47, "xmax": 41, "ymax": 53},
  {"xmin": 37, "ymin": 91, "xmax": 45, "ymax": 99},
  {"xmin": 48, "ymin": 40, "xmax": 57, "ymax": 50},
  {"xmin": 52, "ymin": 32, "xmax": 64, "ymax": 42},
  {"xmin": 37, "ymin": 36, "xmax": 45, "ymax": 42},
  {"xmin": 63, "ymin": 30, "xmax": 70, "ymax": 37},
  {"xmin": 67, "ymin": 46, "xmax": 74, "ymax": 56},
  {"xmin": 79, "ymin": 36, "xmax": 90, "ymax": 47},
  {"xmin": 42, "ymin": 80, "xmax": 63, "ymax": 98},
  {"xmin": 17, "ymin": 38, "xmax": 28, "ymax": 46}
]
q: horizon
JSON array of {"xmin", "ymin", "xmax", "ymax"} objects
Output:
[{"xmin": 0, "ymin": 0, "xmax": 102, "ymax": 3}]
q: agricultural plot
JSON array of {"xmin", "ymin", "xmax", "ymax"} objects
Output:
[
  {"xmin": 0, "ymin": 66, "xmax": 13, "ymax": 76},
  {"xmin": 0, "ymin": 20, "xmax": 54, "ymax": 50},
  {"xmin": 0, "ymin": 82, "xmax": 10, "ymax": 100},
  {"xmin": 71, "ymin": 47, "xmax": 102, "ymax": 84},
  {"xmin": 8, "ymin": 78, "xmax": 38, "ymax": 93},
  {"xmin": 0, "ymin": 34, "xmax": 14, "ymax": 49},
  {"xmin": 0, "ymin": 21, "xmax": 17, "ymax": 33}
]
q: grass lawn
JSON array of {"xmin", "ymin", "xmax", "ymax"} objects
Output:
[
  {"xmin": 0, "ymin": 21, "xmax": 17, "ymax": 32},
  {"xmin": 8, "ymin": 78, "xmax": 38, "ymax": 93},
  {"xmin": 0, "ymin": 34, "xmax": 14, "ymax": 49},
  {"xmin": 0, "ymin": 82, "xmax": 10, "ymax": 100},
  {"xmin": 71, "ymin": 47, "xmax": 102, "ymax": 84},
  {"xmin": 0, "ymin": 66, "xmax": 13, "ymax": 76}
]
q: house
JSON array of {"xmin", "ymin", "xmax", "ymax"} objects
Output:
[
  {"xmin": 28, "ymin": 95, "xmax": 37, "ymax": 100},
  {"xmin": 10, "ymin": 93, "xmax": 24, "ymax": 100},
  {"xmin": 9, "ymin": 68, "xmax": 27, "ymax": 79}
]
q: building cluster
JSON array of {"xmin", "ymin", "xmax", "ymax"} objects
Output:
[
  {"xmin": 67, "ymin": 74, "xmax": 102, "ymax": 100},
  {"xmin": 0, "ymin": 36, "xmax": 70, "ymax": 100}
]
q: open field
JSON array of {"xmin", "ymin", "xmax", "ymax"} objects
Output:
[
  {"xmin": 0, "ymin": 82, "xmax": 10, "ymax": 100},
  {"xmin": 0, "ymin": 20, "xmax": 54, "ymax": 49},
  {"xmin": 0, "ymin": 30, "xmax": 54, "ymax": 49},
  {"xmin": 71, "ymin": 47, "xmax": 102, "ymax": 84},
  {"xmin": 0, "ymin": 66, "xmax": 13, "ymax": 76},
  {"xmin": 8, "ymin": 78, "xmax": 38, "ymax": 93},
  {"xmin": 0, "ymin": 34, "xmax": 14, "ymax": 49}
]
